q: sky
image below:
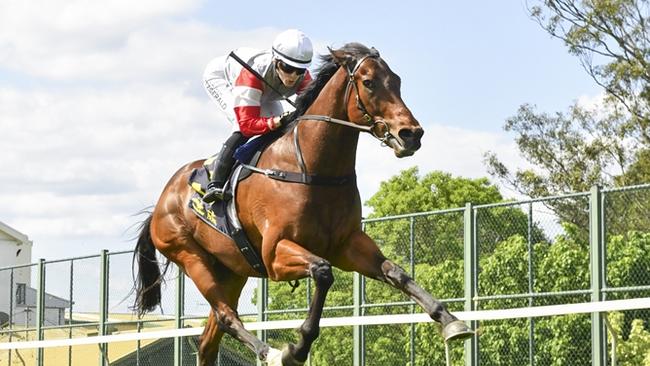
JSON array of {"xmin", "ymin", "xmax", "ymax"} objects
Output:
[{"xmin": 0, "ymin": 0, "xmax": 604, "ymax": 263}]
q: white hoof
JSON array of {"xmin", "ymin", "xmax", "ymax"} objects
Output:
[{"xmin": 266, "ymin": 347, "xmax": 283, "ymax": 366}]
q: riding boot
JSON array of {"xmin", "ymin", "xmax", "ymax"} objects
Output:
[{"xmin": 203, "ymin": 132, "xmax": 248, "ymax": 203}]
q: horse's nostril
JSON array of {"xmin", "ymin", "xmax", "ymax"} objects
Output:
[
  {"xmin": 398, "ymin": 128, "xmax": 424, "ymax": 142},
  {"xmin": 399, "ymin": 129, "xmax": 413, "ymax": 140},
  {"xmin": 397, "ymin": 127, "xmax": 423, "ymax": 151}
]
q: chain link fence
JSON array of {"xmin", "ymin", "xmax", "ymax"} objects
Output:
[{"xmin": 1, "ymin": 184, "xmax": 649, "ymax": 365}]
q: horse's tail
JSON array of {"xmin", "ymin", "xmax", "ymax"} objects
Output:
[{"xmin": 133, "ymin": 213, "xmax": 167, "ymax": 317}]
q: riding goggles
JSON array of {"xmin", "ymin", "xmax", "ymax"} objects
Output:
[{"xmin": 277, "ymin": 60, "xmax": 307, "ymax": 75}]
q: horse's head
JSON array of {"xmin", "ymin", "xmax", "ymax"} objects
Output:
[{"xmin": 330, "ymin": 44, "xmax": 424, "ymax": 157}]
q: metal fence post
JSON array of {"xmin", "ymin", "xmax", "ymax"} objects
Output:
[
  {"xmin": 8, "ymin": 269, "xmax": 14, "ymax": 366},
  {"xmin": 175, "ymin": 270, "xmax": 185, "ymax": 366},
  {"xmin": 590, "ymin": 186, "xmax": 605, "ymax": 366},
  {"xmin": 36, "ymin": 258, "xmax": 45, "ymax": 366},
  {"xmin": 409, "ymin": 217, "xmax": 416, "ymax": 366},
  {"xmin": 68, "ymin": 259, "xmax": 75, "ymax": 366},
  {"xmin": 99, "ymin": 250, "xmax": 108, "ymax": 366},
  {"xmin": 353, "ymin": 221, "xmax": 370, "ymax": 366},
  {"xmin": 256, "ymin": 278, "xmax": 267, "ymax": 366},
  {"xmin": 353, "ymin": 272, "xmax": 362, "ymax": 366},
  {"xmin": 464, "ymin": 204, "xmax": 477, "ymax": 366},
  {"xmin": 527, "ymin": 202, "xmax": 535, "ymax": 366}
]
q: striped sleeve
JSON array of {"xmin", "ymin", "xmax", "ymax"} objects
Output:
[{"xmin": 232, "ymin": 68, "xmax": 275, "ymax": 137}]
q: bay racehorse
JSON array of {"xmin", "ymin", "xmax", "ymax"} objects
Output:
[{"xmin": 133, "ymin": 43, "xmax": 473, "ymax": 366}]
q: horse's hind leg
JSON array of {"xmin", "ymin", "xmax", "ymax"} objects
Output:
[
  {"xmin": 333, "ymin": 231, "xmax": 474, "ymax": 342},
  {"xmin": 266, "ymin": 239, "xmax": 334, "ymax": 366},
  {"xmin": 164, "ymin": 244, "xmax": 269, "ymax": 363},
  {"xmin": 198, "ymin": 310, "xmax": 223, "ymax": 365},
  {"xmin": 198, "ymin": 271, "xmax": 248, "ymax": 365}
]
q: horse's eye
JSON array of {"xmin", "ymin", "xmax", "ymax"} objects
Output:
[{"xmin": 362, "ymin": 79, "xmax": 375, "ymax": 90}]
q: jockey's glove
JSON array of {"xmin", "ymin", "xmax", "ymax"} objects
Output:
[{"xmin": 279, "ymin": 110, "xmax": 294, "ymax": 125}]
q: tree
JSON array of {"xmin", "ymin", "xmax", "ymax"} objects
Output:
[
  {"xmin": 366, "ymin": 167, "xmax": 504, "ymax": 216},
  {"xmin": 365, "ymin": 167, "xmax": 546, "ymax": 266},
  {"xmin": 529, "ymin": 0, "xmax": 650, "ymax": 133},
  {"xmin": 486, "ymin": 1, "xmax": 650, "ymax": 228},
  {"xmin": 617, "ymin": 147, "xmax": 650, "ymax": 185}
]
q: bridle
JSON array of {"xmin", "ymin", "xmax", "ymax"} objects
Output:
[
  {"xmin": 241, "ymin": 50, "xmax": 399, "ymax": 186},
  {"xmin": 296, "ymin": 51, "xmax": 393, "ymax": 145}
]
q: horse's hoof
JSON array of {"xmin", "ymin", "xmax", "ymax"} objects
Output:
[
  {"xmin": 265, "ymin": 347, "xmax": 283, "ymax": 366},
  {"xmin": 443, "ymin": 320, "xmax": 474, "ymax": 342},
  {"xmin": 281, "ymin": 344, "xmax": 306, "ymax": 366}
]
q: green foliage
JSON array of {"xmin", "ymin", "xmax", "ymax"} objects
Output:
[
  {"xmin": 364, "ymin": 168, "xmax": 547, "ymax": 268},
  {"xmin": 479, "ymin": 236, "xmax": 532, "ymax": 308},
  {"xmin": 534, "ymin": 314, "xmax": 592, "ymax": 365},
  {"xmin": 617, "ymin": 148, "xmax": 650, "ymax": 185},
  {"xmin": 484, "ymin": 103, "xmax": 618, "ymax": 230},
  {"xmin": 607, "ymin": 313, "xmax": 650, "ymax": 366},
  {"xmin": 485, "ymin": 103, "xmax": 622, "ymax": 196},
  {"xmin": 529, "ymin": 0, "xmax": 650, "ymax": 130},
  {"xmin": 607, "ymin": 231, "xmax": 650, "ymax": 289},
  {"xmin": 486, "ymin": 0, "xmax": 650, "ymax": 229},
  {"xmin": 366, "ymin": 167, "xmax": 502, "ymax": 217},
  {"xmin": 257, "ymin": 227, "xmax": 650, "ymax": 364},
  {"xmin": 534, "ymin": 233, "xmax": 590, "ymax": 297}
]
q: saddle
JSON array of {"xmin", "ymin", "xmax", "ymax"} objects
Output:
[{"xmin": 187, "ymin": 133, "xmax": 279, "ymax": 277}]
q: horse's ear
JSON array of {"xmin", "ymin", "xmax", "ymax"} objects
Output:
[{"xmin": 328, "ymin": 47, "xmax": 353, "ymax": 68}]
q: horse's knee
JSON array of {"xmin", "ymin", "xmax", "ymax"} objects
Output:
[
  {"xmin": 214, "ymin": 307, "xmax": 240, "ymax": 334},
  {"xmin": 381, "ymin": 260, "xmax": 411, "ymax": 288},
  {"xmin": 310, "ymin": 260, "xmax": 333, "ymax": 289}
]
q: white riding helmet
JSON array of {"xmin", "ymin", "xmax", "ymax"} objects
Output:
[{"xmin": 272, "ymin": 29, "xmax": 313, "ymax": 69}]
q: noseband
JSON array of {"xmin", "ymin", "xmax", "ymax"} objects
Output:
[{"xmin": 297, "ymin": 52, "xmax": 392, "ymax": 145}]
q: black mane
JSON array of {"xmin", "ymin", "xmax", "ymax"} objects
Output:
[{"xmin": 278, "ymin": 42, "xmax": 379, "ymax": 134}]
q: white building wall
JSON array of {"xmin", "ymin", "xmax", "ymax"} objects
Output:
[
  {"xmin": 10, "ymin": 307, "xmax": 63, "ymax": 327},
  {"xmin": 0, "ymin": 223, "xmax": 33, "ymax": 325}
]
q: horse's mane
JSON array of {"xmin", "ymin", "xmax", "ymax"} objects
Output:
[{"xmin": 278, "ymin": 42, "xmax": 378, "ymax": 135}]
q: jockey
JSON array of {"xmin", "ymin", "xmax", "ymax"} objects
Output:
[{"xmin": 202, "ymin": 29, "xmax": 314, "ymax": 203}]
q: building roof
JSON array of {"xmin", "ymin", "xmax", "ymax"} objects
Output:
[
  {"xmin": 0, "ymin": 221, "xmax": 31, "ymax": 245},
  {"xmin": 18, "ymin": 285, "xmax": 72, "ymax": 309}
]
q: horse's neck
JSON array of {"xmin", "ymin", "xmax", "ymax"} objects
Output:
[{"xmin": 297, "ymin": 70, "xmax": 359, "ymax": 176}]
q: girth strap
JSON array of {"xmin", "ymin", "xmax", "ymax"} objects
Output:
[
  {"xmin": 229, "ymin": 226, "xmax": 268, "ymax": 277},
  {"xmin": 226, "ymin": 166, "xmax": 269, "ymax": 277},
  {"xmin": 240, "ymin": 164, "xmax": 356, "ymax": 186}
]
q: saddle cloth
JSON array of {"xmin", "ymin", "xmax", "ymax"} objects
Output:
[{"xmin": 186, "ymin": 131, "xmax": 282, "ymax": 276}]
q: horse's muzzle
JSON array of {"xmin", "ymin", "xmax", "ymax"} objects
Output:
[{"xmin": 392, "ymin": 127, "xmax": 423, "ymax": 157}]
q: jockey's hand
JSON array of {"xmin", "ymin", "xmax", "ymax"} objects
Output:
[
  {"xmin": 270, "ymin": 116, "xmax": 282, "ymax": 130},
  {"xmin": 271, "ymin": 111, "xmax": 293, "ymax": 130},
  {"xmin": 279, "ymin": 111, "xmax": 293, "ymax": 124}
]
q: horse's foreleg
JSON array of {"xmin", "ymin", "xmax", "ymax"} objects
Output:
[
  {"xmin": 333, "ymin": 231, "xmax": 474, "ymax": 342},
  {"xmin": 267, "ymin": 239, "xmax": 334, "ymax": 365}
]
